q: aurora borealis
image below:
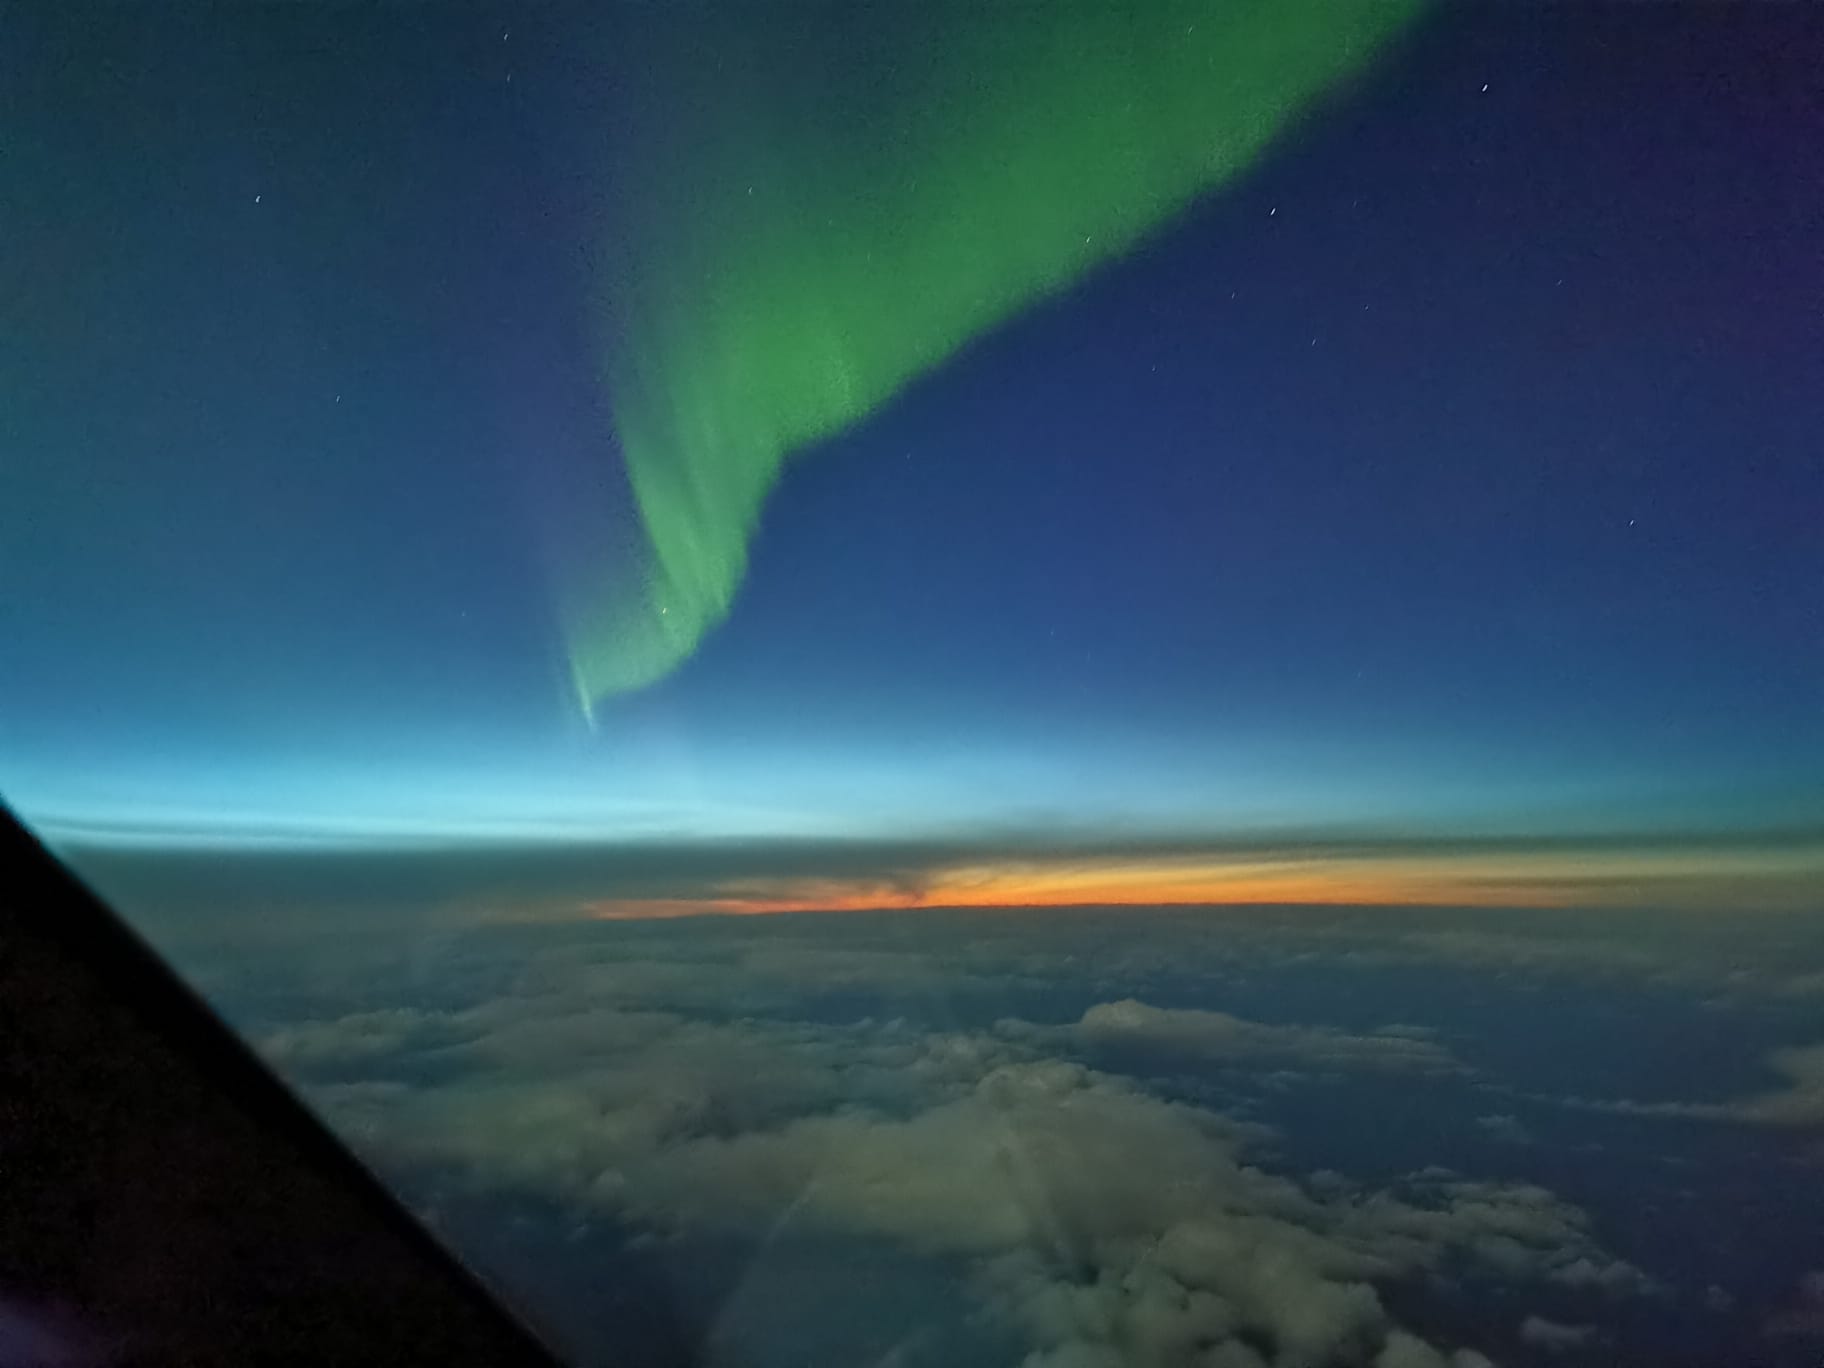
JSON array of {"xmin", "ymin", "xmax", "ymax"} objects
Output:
[
  {"xmin": 558, "ymin": 0, "xmax": 1423, "ymax": 711},
  {"xmin": 3, "ymin": 2, "xmax": 1823, "ymax": 914}
]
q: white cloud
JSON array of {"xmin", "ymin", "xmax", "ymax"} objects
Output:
[
  {"xmin": 1375, "ymin": 1331, "xmax": 1494, "ymax": 1368},
  {"xmin": 1543, "ymin": 1040, "xmax": 1824, "ymax": 1129},
  {"xmin": 1737, "ymin": 1044, "xmax": 1824, "ymax": 1126},
  {"xmin": 1067, "ymin": 1001, "xmax": 1467, "ymax": 1077},
  {"xmin": 281, "ymin": 973, "xmax": 1655, "ymax": 1368},
  {"xmin": 262, "ymin": 1007, "xmax": 455, "ymax": 1066},
  {"xmin": 1473, "ymin": 1114, "xmax": 1531, "ymax": 1145}
]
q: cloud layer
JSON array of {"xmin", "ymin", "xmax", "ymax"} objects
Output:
[
  {"xmin": 149, "ymin": 898, "xmax": 1824, "ymax": 1367},
  {"xmin": 56, "ymin": 819, "xmax": 1824, "ymax": 940},
  {"xmin": 266, "ymin": 950, "xmax": 1658, "ymax": 1367}
]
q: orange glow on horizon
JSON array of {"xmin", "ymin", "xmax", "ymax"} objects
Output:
[{"xmin": 580, "ymin": 846, "xmax": 1824, "ymax": 921}]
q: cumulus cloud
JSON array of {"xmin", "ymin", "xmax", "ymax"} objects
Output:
[
  {"xmin": 262, "ymin": 1007, "xmax": 454, "ymax": 1067},
  {"xmin": 271, "ymin": 963, "xmax": 1654, "ymax": 1368},
  {"xmin": 593, "ymin": 1057, "xmax": 1635, "ymax": 1364},
  {"xmin": 1066, "ymin": 1000, "xmax": 1466, "ymax": 1077},
  {"xmin": 1737, "ymin": 1044, "xmax": 1824, "ymax": 1126},
  {"xmin": 1473, "ymin": 1115, "xmax": 1532, "ymax": 1145},
  {"xmin": 1545, "ymin": 1040, "xmax": 1824, "ymax": 1129},
  {"xmin": 1375, "ymin": 1332, "xmax": 1494, "ymax": 1368}
]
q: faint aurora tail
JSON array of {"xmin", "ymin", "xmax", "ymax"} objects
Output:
[{"xmin": 558, "ymin": 0, "xmax": 1425, "ymax": 719}]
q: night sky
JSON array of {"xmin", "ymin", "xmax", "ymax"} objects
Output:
[{"xmin": 4, "ymin": 3, "xmax": 1822, "ymax": 912}]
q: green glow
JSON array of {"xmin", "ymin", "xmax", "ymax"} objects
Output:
[{"xmin": 563, "ymin": 0, "xmax": 1423, "ymax": 709}]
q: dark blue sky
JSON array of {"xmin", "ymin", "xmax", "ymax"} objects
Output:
[{"xmin": 4, "ymin": 5, "xmax": 1822, "ymax": 886}]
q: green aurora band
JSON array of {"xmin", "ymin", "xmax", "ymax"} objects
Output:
[{"xmin": 562, "ymin": 0, "xmax": 1424, "ymax": 719}]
